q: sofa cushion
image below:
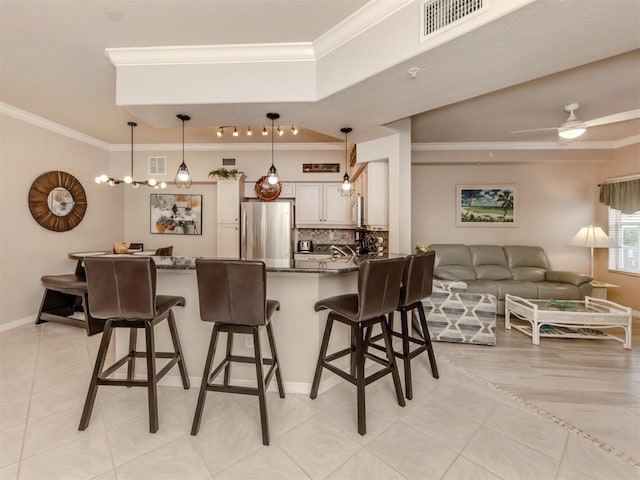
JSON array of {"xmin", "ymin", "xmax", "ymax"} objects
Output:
[
  {"xmin": 503, "ymin": 246, "xmax": 550, "ymax": 281},
  {"xmin": 435, "ymin": 266, "xmax": 476, "ymax": 281},
  {"xmin": 537, "ymin": 282, "xmax": 581, "ymax": 300},
  {"xmin": 466, "ymin": 280, "xmax": 499, "ymax": 298},
  {"xmin": 469, "ymin": 245, "xmax": 512, "ymax": 280},
  {"xmin": 546, "ymin": 270, "xmax": 592, "ymax": 286},
  {"xmin": 431, "ymin": 244, "xmax": 476, "ymax": 280},
  {"xmin": 496, "ymin": 280, "xmax": 539, "ymax": 300}
]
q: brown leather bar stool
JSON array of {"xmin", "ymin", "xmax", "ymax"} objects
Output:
[
  {"xmin": 310, "ymin": 257, "xmax": 406, "ymax": 435},
  {"xmin": 369, "ymin": 252, "xmax": 439, "ymax": 400},
  {"xmin": 191, "ymin": 259, "xmax": 284, "ymax": 445},
  {"xmin": 36, "ymin": 259, "xmax": 104, "ymax": 336},
  {"xmin": 78, "ymin": 256, "xmax": 190, "ymax": 433},
  {"xmin": 155, "ymin": 246, "xmax": 173, "ymax": 256}
]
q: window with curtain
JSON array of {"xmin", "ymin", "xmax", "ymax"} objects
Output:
[
  {"xmin": 608, "ymin": 208, "xmax": 640, "ymax": 275},
  {"xmin": 601, "ymin": 177, "xmax": 640, "ymax": 275}
]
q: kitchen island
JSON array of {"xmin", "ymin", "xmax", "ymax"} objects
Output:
[{"xmin": 117, "ymin": 255, "xmax": 390, "ymax": 393}]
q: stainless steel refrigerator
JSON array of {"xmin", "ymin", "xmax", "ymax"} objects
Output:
[{"xmin": 241, "ymin": 201, "xmax": 293, "ymax": 260}]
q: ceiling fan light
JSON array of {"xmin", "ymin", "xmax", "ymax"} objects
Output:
[{"xmin": 558, "ymin": 125, "xmax": 586, "ymax": 139}]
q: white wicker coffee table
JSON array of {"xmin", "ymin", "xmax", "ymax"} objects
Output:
[{"xmin": 505, "ymin": 294, "xmax": 632, "ymax": 349}]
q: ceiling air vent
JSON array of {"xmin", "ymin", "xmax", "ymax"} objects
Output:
[
  {"xmin": 421, "ymin": 0, "xmax": 487, "ymax": 40},
  {"xmin": 148, "ymin": 156, "xmax": 166, "ymax": 176}
]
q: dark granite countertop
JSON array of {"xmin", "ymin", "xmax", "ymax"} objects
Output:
[
  {"xmin": 154, "ymin": 253, "xmax": 407, "ymax": 274},
  {"xmin": 69, "ymin": 252, "xmax": 407, "ymax": 274}
]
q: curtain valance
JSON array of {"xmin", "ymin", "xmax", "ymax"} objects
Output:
[{"xmin": 599, "ymin": 178, "xmax": 640, "ymax": 214}]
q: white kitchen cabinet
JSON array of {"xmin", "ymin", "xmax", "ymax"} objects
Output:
[
  {"xmin": 353, "ymin": 161, "xmax": 388, "ymax": 230},
  {"xmin": 217, "ymin": 179, "xmax": 243, "ymax": 257},
  {"xmin": 216, "ymin": 223, "xmax": 240, "ymax": 258},
  {"xmin": 295, "ymin": 183, "xmax": 351, "ymax": 227}
]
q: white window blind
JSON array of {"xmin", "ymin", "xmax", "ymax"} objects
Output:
[{"xmin": 608, "ymin": 207, "xmax": 640, "ymax": 275}]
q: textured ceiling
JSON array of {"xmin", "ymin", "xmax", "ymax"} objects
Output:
[{"xmin": 1, "ymin": 0, "xmax": 639, "ymax": 146}]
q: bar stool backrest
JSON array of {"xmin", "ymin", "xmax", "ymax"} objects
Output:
[
  {"xmin": 155, "ymin": 246, "xmax": 173, "ymax": 256},
  {"xmin": 399, "ymin": 252, "xmax": 435, "ymax": 307},
  {"xmin": 84, "ymin": 256, "xmax": 157, "ymax": 320},
  {"xmin": 357, "ymin": 257, "xmax": 406, "ymax": 321},
  {"xmin": 195, "ymin": 259, "xmax": 267, "ymax": 326}
]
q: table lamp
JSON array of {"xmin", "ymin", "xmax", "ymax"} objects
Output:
[{"xmin": 566, "ymin": 225, "xmax": 619, "ymax": 278}]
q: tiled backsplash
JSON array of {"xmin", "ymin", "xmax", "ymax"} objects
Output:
[
  {"xmin": 297, "ymin": 228, "xmax": 389, "ymax": 254},
  {"xmin": 297, "ymin": 228, "xmax": 355, "ymax": 253}
]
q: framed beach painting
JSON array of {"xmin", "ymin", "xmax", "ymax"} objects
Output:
[
  {"xmin": 456, "ymin": 185, "xmax": 517, "ymax": 227},
  {"xmin": 150, "ymin": 194, "xmax": 202, "ymax": 235}
]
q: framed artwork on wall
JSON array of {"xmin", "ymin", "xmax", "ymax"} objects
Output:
[
  {"xmin": 456, "ymin": 184, "xmax": 517, "ymax": 227},
  {"xmin": 151, "ymin": 194, "xmax": 202, "ymax": 235}
]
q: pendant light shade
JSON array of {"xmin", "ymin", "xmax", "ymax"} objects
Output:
[
  {"xmin": 175, "ymin": 114, "xmax": 192, "ymax": 188},
  {"xmin": 340, "ymin": 127, "xmax": 353, "ymax": 196},
  {"xmin": 266, "ymin": 112, "xmax": 280, "ymax": 186}
]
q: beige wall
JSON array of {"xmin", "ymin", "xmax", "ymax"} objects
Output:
[
  {"xmin": 0, "ymin": 115, "xmax": 123, "ymax": 327},
  {"xmin": 4, "ymin": 112, "xmax": 637, "ymax": 328},
  {"xmin": 594, "ymin": 143, "xmax": 640, "ymax": 311},
  {"xmin": 411, "ymin": 146, "xmax": 639, "ymax": 312},
  {"xmin": 118, "ymin": 148, "xmax": 345, "ymax": 256}
]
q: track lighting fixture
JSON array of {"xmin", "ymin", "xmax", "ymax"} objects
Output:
[
  {"xmin": 215, "ymin": 124, "xmax": 298, "ymax": 139},
  {"xmin": 95, "ymin": 122, "xmax": 166, "ymax": 189},
  {"xmin": 174, "ymin": 114, "xmax": 192, "ymax": 188}
]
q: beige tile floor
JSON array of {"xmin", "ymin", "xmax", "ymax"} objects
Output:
[{"xmin": 1, "ymin": 318, "xmax": 639, "ymax": 480}]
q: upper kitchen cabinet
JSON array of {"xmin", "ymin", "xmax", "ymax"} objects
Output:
[
  {"xmin": 217, "ymin": 179, "xmax": 243, "ymax": 257},
  {"xmin": 295, "ymin": 183, "xmax": 351, "ymax": 227},
  {"xmin": 354, "ymin": 162, "xmax": 388, "ymax": 230}
]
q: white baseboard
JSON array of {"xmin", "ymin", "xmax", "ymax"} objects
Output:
[{"xmin": 0, "ymin": 315, "xmax": 35, "ymax": 333}]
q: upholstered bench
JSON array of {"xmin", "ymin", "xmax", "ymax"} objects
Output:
[
  {"xmin": 422, "ymin": 280, "xmax": 497, "ymax": 345},
  {"xmin": 36, "ymin": 262, "xmax": 104, "ymax": 336}
]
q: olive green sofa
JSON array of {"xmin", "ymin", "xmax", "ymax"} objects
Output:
[{"xmin": 429, "ymin": 244, "xmax": 592, "ymax": 315}]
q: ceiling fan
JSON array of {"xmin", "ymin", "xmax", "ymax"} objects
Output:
[{"xmin": 510, "ymin": 103, "xmax": 640, "ymax": 139}]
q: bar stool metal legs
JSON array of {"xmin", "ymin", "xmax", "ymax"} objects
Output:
[
  {"xmin": 386, "ymin": 302, "xmax": 439, "ymax": 400},
  {"xmin": 310, "ymin": 312, "xmax": 405, "ymax": 435},
  {"xmin": 79, "ymin": 312, "xmax": 190, "ymax": 433},
  {"xmin": 191, "ymin": 321, "xmax": 285, "ymax": 445}
]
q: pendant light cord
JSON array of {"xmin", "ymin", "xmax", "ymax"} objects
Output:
[
  {"xmin": 128, "ymin": 121, "xmax": 137, "ymax": 177},
  {"xmin": 271, "ymin": 116, "xmax": 275, "ymax": 168}
]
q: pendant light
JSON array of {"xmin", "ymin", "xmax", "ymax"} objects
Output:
[
  {"xmin": 340, "ymin": 127, "xmax": 353, "ymax": 196},
  {"xmin": 175, "ymin": 114, "xmax": 192, "ymax": 188},
  {"xmin": 95, "ymin": 121, "xmax": 166, "ymax": 189},
  {"xmin": 266, "ymin": 112, "xmax": 280, "ymax": 186}
]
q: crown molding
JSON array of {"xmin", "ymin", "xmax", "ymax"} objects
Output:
[
  {"xmin": 108, "ymin": 142, "xmax": 343, "ymax": 152},
  {"xmin": 613, "ymin": 134, "xmax": 640, "ymax": 149},
  {"xmin": 411, "ymin": 139, "xmax": 638, "ymax": 151},
  {"xmin": 313, "ymin": 0, "xmax": 414, "ymax": 58},
  {"xmin": 0, "ymin": 102, "xmax": 110, "ymax": 150},
  {"xmin": 105, "ymin": 0, "xmax": 413, "ymax": 67},
  {"xmin": 106, "ymin": 42, "xmax": 316, "ymax": 67}
]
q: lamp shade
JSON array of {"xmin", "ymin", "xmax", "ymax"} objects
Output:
[{"xmin": 566, "ymin": 225, "xmax": 619, "ymax": 248}]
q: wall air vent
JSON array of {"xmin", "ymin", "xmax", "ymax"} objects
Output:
[
  {"xmin": 148, "ymin": 156, "xmax": 167, "ymax": 176},
  {"xmin": 420, "ymin": 0, "xmax": 487, "ymax": 40}
]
